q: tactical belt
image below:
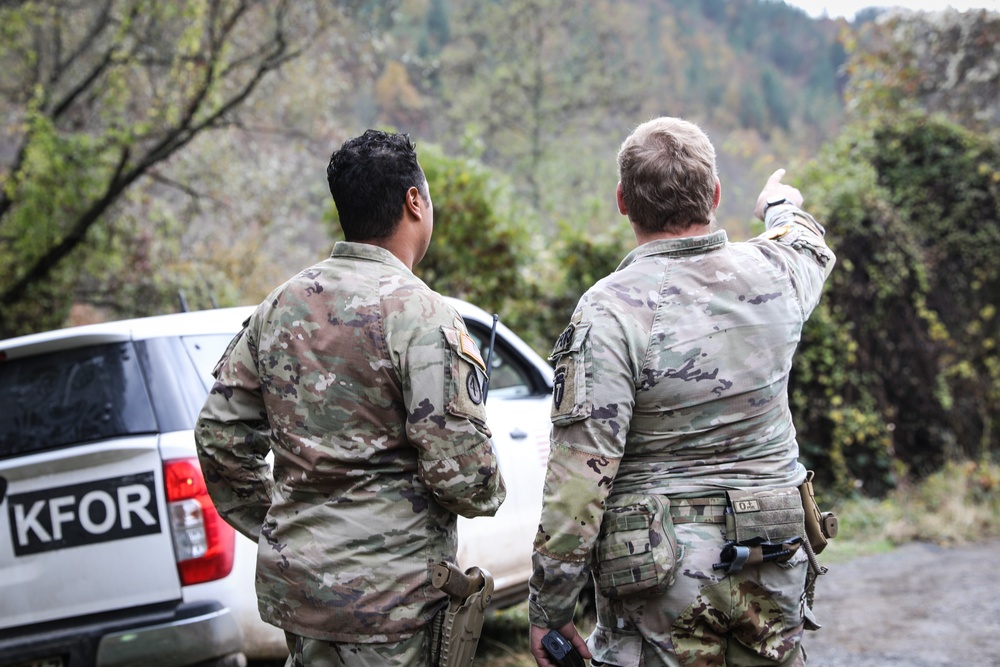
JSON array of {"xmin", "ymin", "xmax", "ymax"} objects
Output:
[
  {"xmin": 665, "ymin": 488, "xmax": 829, "ymax": 629},
  {"xmin": 667, "ymin": 492, "xmax": 805, "ymax": 575}
]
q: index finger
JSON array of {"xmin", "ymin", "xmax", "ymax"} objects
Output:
[{"xmin": 767, "ymin": 168, "xmax": 787, "ymax": 186}]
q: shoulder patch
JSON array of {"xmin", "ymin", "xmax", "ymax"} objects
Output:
[
  {"xmin": 762, "ymin": 224, "xmax": 791, "ymax": 240},
  {"xmin": 459, "ymin": 331, "xmax": 487, "ymax": 373},
  {"xmin": 552, "ymin": 323, "xmax": 576, "ymax": 357}
]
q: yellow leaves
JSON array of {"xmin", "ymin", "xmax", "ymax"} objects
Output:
[
  {"xmin": 825, "ymin": 403, "xmax": 895, "ymax": 497},
  {"xmin": 375, "ymin": 60, "xmax": 424, "ymax": 113},
  {"xmin": 976, "ymin": 161, "xmax": 1000, "ymax": 183},
  {"xmin": 913, "ymin": 294, "xmax": 950, "ymax": 342}
]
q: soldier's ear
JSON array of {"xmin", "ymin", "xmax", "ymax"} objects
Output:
[
  {"xmin": 402, "ymin": 186, "xmax": 426, "ymax": 222},
  {"xmin": 616, "ymin": 182, "xmax": 628, "ymax": 216}
]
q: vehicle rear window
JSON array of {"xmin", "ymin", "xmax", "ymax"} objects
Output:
[{"xmin": 0, "ymin": 342, "xmax": 157, "ymax": 458}]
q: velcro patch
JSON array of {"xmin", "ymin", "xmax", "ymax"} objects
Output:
[
  {"xmin": 459, "ymin": 331, "xmax": 487, "ymax": 373},
  {"xmin": 762, "ymin": 224, "xmax": 791, "ymax": 240},
  {"xmin": 732, "ymin": 498, "xmax": 761, "ymax": 513},
  {"xmin": 551, "ymin": 323, "xmax": 576, "ymax": 358}
]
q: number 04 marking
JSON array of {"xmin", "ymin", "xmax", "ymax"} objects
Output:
[{"xmin": 733, "ymin": 499, "xmax": 761, "ymax": 513}]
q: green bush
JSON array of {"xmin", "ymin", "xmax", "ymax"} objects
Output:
[{"xmin": 792, "ymin": 113, "xmax": 1000, "ymax": 494}]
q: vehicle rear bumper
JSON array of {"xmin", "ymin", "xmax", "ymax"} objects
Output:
[{"xmin": 0, "ymin": 600, "xmax": 243, "ymax": 667}]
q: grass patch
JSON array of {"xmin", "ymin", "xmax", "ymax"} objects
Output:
[
  {"xmin": 820, "ymin": 459, "xmax": 1000, "ymax": 562},
  {"xmin": 886, "ymin": 460, "xmax": 1000, "ymax": 544}
]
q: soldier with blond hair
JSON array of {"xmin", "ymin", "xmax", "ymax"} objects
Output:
[{"xmin": 528, "ymin": 117, "xmax": 835, "ymax": 667}]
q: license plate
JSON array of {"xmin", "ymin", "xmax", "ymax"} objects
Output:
[{"xmin": 7, "ymin": 472, "xmax": 161, "ymax": 556}]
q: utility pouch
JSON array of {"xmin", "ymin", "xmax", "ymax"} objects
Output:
[
  {"xmin": 725, "ymin": 487, "xmax": 804, "ymax": 545},
  {"xmin": 594, "ymin": 494, "xmax": 679, "ymax": 599},
  {"xmin": 799, "ymin": 470, "xmax": 839, "ymax": 554},
  {"xmin": 714, "ymin": 487, "xmax": 805, "ymax": 575}
]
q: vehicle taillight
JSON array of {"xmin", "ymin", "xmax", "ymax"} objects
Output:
[{"xmin": 164, "ymin": 458, "xmax": 235, "ymax": 585}]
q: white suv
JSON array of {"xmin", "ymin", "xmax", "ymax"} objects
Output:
[{"xmin": 0, "ymin": 299, "xmax": 552, "ymax": 666}]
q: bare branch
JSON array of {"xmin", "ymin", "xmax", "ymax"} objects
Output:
[
  {"xmin": 0, "ymin": 0, "xmax": 310, "ymax": 308},
  {"xmin": 50, "ymin": 0, "xmax": 122, "ymax": 118},
  {"xmin": 55, "ymin": 0, "xmax": 113, "ymax": 73},
  {"xmin": 0, "ymin": 146, "xmax": 131, "ymax": 308},
  {"xmin": 145, "ymin": 170, "xmax": 228, "ymax": 208},
  {"xmin": 0, "ymin": 1, "xmax": 120, "ymax": 217}
]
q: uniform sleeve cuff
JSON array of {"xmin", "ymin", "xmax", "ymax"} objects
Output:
[{"xmin": 764, "ymin": 205, "xmax": 826, "ymax": 237}]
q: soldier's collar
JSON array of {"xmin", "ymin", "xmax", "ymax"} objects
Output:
[
  {"xmin": 331, "ymin": 241, "xmax": 413, "ymax": 272},
  {"xmin": 616, "ymin": 230, "xmax": 728, "ymax": 270}
]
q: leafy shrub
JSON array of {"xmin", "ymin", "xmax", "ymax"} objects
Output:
[{"xmin": 793, "ymin": 113, "xmax": 1000, "ymax": 494}]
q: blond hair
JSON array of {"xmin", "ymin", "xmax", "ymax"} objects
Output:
[{"xmin": 617, "ymin": 117, "xmax": 718, "ymax": 233}]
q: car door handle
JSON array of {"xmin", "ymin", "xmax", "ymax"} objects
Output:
[{"xmin": 509, "ymin": 428, "xmax": 528, "ymax": 440}]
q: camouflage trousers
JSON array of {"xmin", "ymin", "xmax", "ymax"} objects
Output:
[
  {"xmin": 283, "ymin": 626, "xmax": 431, "ymax": 667},
  {"xmin": 588, "ymin": 521, "xmax": 810, "ymax": 667}
]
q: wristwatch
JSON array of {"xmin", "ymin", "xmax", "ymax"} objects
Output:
[{"xmin": 762, "ymin": 196, "xmax": 788, "ymax": 217}]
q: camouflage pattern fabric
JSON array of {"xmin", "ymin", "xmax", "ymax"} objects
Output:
[
  {"xmin": 283, "ymin": 627, "xmax": 430, "ymax": 666},
  {"xmin": 529, "ymin": 206, "xmax": 834, "ymax": 665},
  {"xmin": 196, "ymin": 241, "xmax": 506, "ymax": 643},
  {"xmin": 588, "ymin": 522, "xmax": 808, "ymax": 667}
]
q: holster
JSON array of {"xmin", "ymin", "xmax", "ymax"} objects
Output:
[
  {"xmin": 799, "ymin": 470, "xmax": 838, "ymax": 554},
  {"xmin": 428, "ymin": 562, "xmax": 494, "ymax": 667}
]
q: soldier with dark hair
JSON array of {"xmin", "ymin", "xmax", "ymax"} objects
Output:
[
  {"xmin": 196, "ymin": 129, "xmax": 506, "ymax": 666},
  {"xmin": 528, "ymin": 117, "xmax": 835, "ymax": 667},
  {"xmin": 327, "ymin": 131, "xmax": 429, "ymax": 242}
]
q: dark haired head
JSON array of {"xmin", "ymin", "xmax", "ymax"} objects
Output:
[{"xmin": 326, "ymin": 130, "xmax": 428, "ymax": 241}]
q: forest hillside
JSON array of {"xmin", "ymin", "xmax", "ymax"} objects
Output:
[{"xmin": 1, "ymin": 0, "xmax": 998, "ymax": 493}]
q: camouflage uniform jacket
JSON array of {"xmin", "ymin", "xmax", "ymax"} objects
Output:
[
  {"xmin": 195, "ymin": 241, "xmax": 506, "ymax": 643},
  {"xmin": 528, "ymin": 205, "xmax": 835, "ymax": 628}
]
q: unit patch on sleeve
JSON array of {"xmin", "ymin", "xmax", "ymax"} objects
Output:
[
  {"xmin": 551, "ymin": 323, "xmax": 576, "ymax": 359},
  {"xmin": 467, "ymin": 370, "xmax": 484, "ymax": 405}
]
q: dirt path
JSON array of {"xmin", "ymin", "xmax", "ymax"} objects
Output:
[{"xmin": 803, "ymin": 540, "xmax": 1000, "ymax": 667}]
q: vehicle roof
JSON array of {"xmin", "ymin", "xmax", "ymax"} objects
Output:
[
  {"xmin": 0, "ymin": 306, "xmax": 255, "ymax": 360},
  {"xmin": 1, "ymin": 299, "xmax": 552, "ymax": 387}
]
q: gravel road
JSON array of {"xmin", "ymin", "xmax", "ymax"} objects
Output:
[{"xmin": 803, "ymin": 540, "xmax": 1000, "ymax": 667}]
